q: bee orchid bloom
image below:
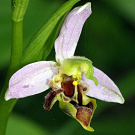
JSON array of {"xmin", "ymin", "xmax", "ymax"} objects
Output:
[{"xmin": 5, "ymin": 3, "xmax": 124, "ymax": 132}]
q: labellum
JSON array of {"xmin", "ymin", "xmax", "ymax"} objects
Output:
[{"xmin": 44, "ymin": 74, "xmax": 96, "ymax": 131}]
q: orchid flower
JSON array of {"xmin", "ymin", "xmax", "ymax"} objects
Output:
[{"xmin": 5, "ymin": 3, "xmax": 124, "ymax": 132}]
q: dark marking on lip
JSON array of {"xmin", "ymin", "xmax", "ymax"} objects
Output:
[
  {"xmin": 70, "ymin": 101, "xmax": 80, "ymax": 108},
  {"xmin": 76, "ymin": 107, "xmax": 92, "ymax": 127},
  {"xmin": 62, "ymin": 81, "xmax": 74, "ymax": 97},
  {"xmin": 77, "ymin": 85, "xmax": 82, "ymax": 105},
  {"xmin": 86, "ymin": 102, "xmax": 93, "ymax": 110}
]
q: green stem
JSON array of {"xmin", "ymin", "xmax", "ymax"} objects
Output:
[
  {"xmin": 0, "ymin": 20, "xmax": 23, "ymax": 135},
  {"xmin": 0, "ymin": 0, "xmax": 29, "ymax": 134}
]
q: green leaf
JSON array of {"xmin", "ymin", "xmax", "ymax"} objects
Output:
[
  {"xmin": 6, "ymin": 113, "xmax": 50, "ymax": 135},
  {"xmin": 22, "ymin": 0, "xmax": 80, "ymax": 66},
  {"xmin": 42, "ymin": 13, "xmax": 68, "ymax": 61},
  {"xmin": 35, "ymin": 12, "xmax": 69, "ymax": 61}
]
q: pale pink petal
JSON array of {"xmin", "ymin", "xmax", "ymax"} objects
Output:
[
  {"xmin": 5, "ymin": 61, "xmax": 57, "ymax": 100},
  {"xmin": 82, "ymin": 67, "xmax": 124, "ymax": 104},
  {"xmin": 55, "ymin": 3, "xmax": 92, "ymax": 63}
]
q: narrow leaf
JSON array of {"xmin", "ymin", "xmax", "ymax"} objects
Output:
[
  {"xmin": 22, "ymin": 0, "xmax": 80, "ymax": 66},
  {"xmin": 42, "ymin": 13, "xmax": 69, "ymax": 61}
]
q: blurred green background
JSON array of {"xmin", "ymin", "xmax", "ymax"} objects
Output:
[{"xmin": 0, "ymin": 0, "xmax": 135, "ymax": 134}]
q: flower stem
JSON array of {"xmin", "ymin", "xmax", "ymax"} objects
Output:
[
  {"xmin": 0, "ymin": 20, "xmax": 23, "ymax": 135},
  {"xmin": 0, "ymin": 0, "xmax": 29, "ymax": 134}
]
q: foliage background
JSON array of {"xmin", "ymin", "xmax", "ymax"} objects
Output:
[{"xmin": 0, "ymin": 0, "xmax": 135, "ymax": 134}]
